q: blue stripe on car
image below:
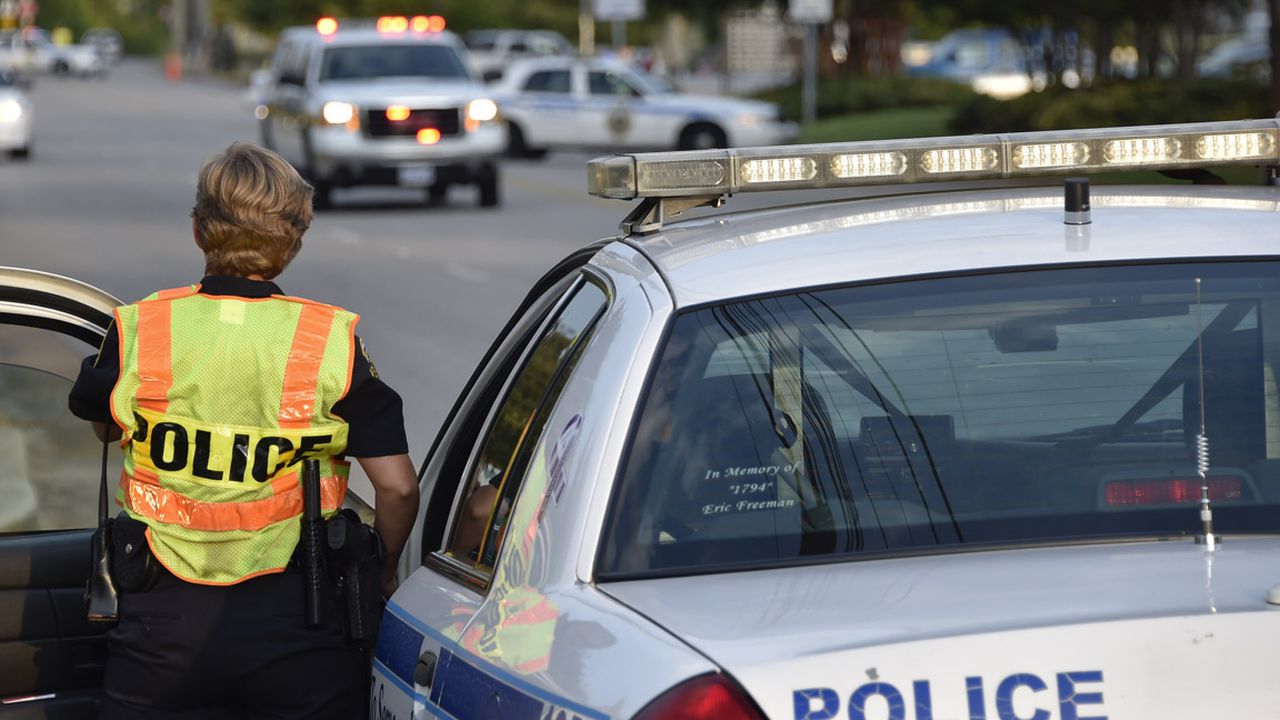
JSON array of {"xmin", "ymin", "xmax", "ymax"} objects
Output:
[
  {"xmin": 383, "ymin": 600, "xmax": 611, "ymax": 720},
  {"xmin": 374, "ymin": 609, "xmax": 423, "ymax": 690},
  {"xmin": 436, "ymin": 649, "xmax": 547, "ymax": 719}
]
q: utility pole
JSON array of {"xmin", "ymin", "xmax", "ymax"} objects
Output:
[
  {"xmin": 612, "ymin": 19, "xmax": 625, "ymax": 50},
  {"xmin": 802, "ymin": 22, "xmax": 817, "ymax": 125},
  {"xmin": 789, "ymin": 0, "xmax": 831, "ymax": 126},
  {"xmin": 579, "ymin": 0, "xmax": 595, "ymax": 56}
]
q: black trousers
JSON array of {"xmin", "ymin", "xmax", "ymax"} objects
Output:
[{"xmin": 100, "ymin": 566, "xmax": 365, "ymax": 720}]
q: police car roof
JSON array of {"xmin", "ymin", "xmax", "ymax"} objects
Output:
[{"xmin": 629, "ymin": 184, "xmax": 1280, "ymax": 308}]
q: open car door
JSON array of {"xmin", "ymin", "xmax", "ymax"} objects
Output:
[{"xmin": 0, "ymin": 267, "xmax": 120, "ymax": 719}]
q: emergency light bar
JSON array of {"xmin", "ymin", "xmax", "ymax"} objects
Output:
[
  {"xmin": 314, "ymin": 15, "xmax": 446, "ymax": 36},
  {"xmin": 588, "ymin": 119, "xmax": 1280, "ymax": 201}
]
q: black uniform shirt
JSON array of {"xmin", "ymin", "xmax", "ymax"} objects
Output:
[{"xmin": 67, "ymin": 275, "xmax": 409, "ymax": 458}]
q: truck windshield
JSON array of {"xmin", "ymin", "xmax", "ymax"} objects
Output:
[
  {"xmin": 320, "ymin": 44, "xmax": 470, "ymax": 81},
  {"xmin": 600, "ymin": 261, "xmax": 1280, "ymax": 578}
]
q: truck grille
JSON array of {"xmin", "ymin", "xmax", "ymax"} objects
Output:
[{"xmin": 365, "ymin": 107, "xmax": 462, "ymax": 138}]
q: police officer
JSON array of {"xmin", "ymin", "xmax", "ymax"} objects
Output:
[{"xmin": 67, "ymin": 142, "xmax": 420, "ymax": 719}]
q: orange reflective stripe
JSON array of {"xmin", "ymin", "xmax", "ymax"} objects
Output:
[
  {"xmin": 155, "ymin": 286, "xmax": 197, "ymax": 300},
  {"xmin": 279, "ymin": 304, "xmax": 337, "ymax": 429},
  {"xmin": 135, "ymin": 301, "xmax": 173, "ymax": 413},
  {"xmin": 124, "ymin": 468, "xmax": 347, "ymax": 532}
]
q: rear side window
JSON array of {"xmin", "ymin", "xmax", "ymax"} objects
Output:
[
  {"xmin": 465, "ymin": 32, "xmax": 498, "ymax": 51},
  {"xmin": 601, "ymin": 262, "xmax": 1280, "ymax": 578},
  {"xmin": 523, "ymin": 70, "xmax": 571, "ymax": 93},
  {"xmin": 588, "ymin": 71, "xmax": 639, "ymax": 97},
  {"xmin": 443, "ymin": 281, "xmax": 607, "ymax": 574}
]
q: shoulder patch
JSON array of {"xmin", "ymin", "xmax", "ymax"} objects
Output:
[{"xmin": 360, "ymin": 338, "xmax": 380, "ymax": 379}]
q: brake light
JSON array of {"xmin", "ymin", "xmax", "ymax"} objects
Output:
[
  {"xmin": 1105, "ymin": 476, "xmax": 1243, "ymax": 506},
  {"xmin": 316, "ymin": 17, "xmax": 338, "ymax": 35},
  {"xmin": 417, "ymin": 128, "xmax": 442, "ymax": 145},
  {"xmin": 633, "ymin": 674, "xmax": 765, "ymax": 720},
  {"xmin": 386, "ymin": 105, "xmax": 411, "ymax": 122}
]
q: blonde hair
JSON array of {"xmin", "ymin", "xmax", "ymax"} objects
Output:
[{"xmin": 191, "ymin": 142, "xmax": 313, "ymax": 279}]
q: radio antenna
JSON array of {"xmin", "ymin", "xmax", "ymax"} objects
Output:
[{"xmin": 1194, "ymin": 278, "xmax": 1217, "ymax": 550}]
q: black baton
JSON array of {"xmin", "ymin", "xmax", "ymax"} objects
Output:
[{"xmin": 301, "ymin": 458, "xmax": 326, "ymax": 627}]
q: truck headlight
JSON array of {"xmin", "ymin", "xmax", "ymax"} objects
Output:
[
  {"xmin": 0, "ymin": 99, "xmax": 22, "ymax": 123},
  {"xmin": 466, "ymin": 98, "xmax": 499, "ymax": 123},
  {"xmin": 322, "ymin": 101, "xmax": 356, "ymax": 125}
]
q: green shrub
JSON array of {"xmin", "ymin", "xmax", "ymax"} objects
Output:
[
  {"xmin": 948, "ymin": 79, "xmax": 1273, "ymax": 134},
  {"xmin": 757, "ymin": 75, "xmax": 979, "ymax": 121}
]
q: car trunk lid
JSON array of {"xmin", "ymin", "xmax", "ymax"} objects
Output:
[{"xmin": 601, "ymin": 539, "xmax": 1280, "ymax": 719}]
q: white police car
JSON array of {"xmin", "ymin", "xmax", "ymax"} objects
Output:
[
  {"xmin": 495, "ymin": 56, "xmax": 797, "ymax": 158},
  {"xmin": 258, "ymin": 17, "xmax": 505, "ymax": 208},
  {"xmin": 373, "ymin": 119, "xmax": 1280, "ymax": 719},
  {"xmin": 0, "ymin": 27, "xmax": 105, "ymax": 78}
]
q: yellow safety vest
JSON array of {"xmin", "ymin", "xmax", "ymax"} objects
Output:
[{"xmin": 109, "ymin": 285, "xmax": 358, "ymax": 585}]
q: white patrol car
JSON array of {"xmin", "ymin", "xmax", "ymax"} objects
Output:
[
  {"xmin": 0, "ymin": 27, "xmax": 105, "ymax": 77},
  {"xmin": 494, "ymin": 56, "xmax": 798, "ymax": 158},
  {"xmin": 258, "ymin": 17, "xmax": 505, "ymax": 208},
  {"xmin": 372, "ymin": 119, "xmax": 1280, "ymax": 720}
]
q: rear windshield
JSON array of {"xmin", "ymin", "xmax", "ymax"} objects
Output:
[
  {"xmin": 320, "ymin": 44, "xmax": 470, "ymax": 81},
  {"xmin": 601, "ymin": 261, "xmax": 1280, "ymax": 578}
]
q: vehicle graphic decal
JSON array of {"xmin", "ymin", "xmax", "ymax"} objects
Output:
[{"xmin": 793, "ymin": 671, "xmax": 1106, "ymax": 720}]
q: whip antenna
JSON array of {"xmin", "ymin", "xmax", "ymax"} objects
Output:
[{"xmin": 1194, "ymin": 278, "xmax": 1217, "ymax": 550}]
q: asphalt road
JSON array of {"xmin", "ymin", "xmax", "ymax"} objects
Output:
[{"xmin": 0, "ymin": 59, "xmax": 631, "ymax": 498}]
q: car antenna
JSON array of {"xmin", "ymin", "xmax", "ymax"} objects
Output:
[{"xmin": 1193, "ymin": 278, "xmax": 1217, "ymax": 551}]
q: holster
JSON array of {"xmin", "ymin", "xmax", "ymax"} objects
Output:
[
  {"xmin": 325, "ymin": 509, "xmax": 385, "ymax": 647},
  {"xmin": 110, "ymin": 513, "xmax": 161, "ymax": 594},
  {"xmin": 85, "ymin": 518, "xmax": 118, "ymax": 622}
]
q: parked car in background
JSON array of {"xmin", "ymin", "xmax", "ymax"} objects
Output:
[
  {"xmin": 82, "ymin": 28, "xmax": 125, "ymax": 65},
  {"xmin": 1198, "ymin": 33, "xmax": 1269, "ymax": 81},
  {"xmin": 0, "ymin": 27, "xmax": 106, "ymax": 77},
  {"xmin": 908, "ymin": 28, "xmax": 1033, "ymax": 99},
  {"xmin": 0, "ymin": 69, "xmax": 32, "ymax": 159},
  {"xmin": 464, "ymin": 28, "xmax": 575, "ymax": 83},
  {"xmin": 495, "ymin": 56, "xmax": 796, "ymax": 158}
]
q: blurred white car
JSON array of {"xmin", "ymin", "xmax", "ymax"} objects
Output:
[
  {"xmin": 1198, "ymin": 34, "xmax": 1269, "ymax": 81},
  {"xmin": 464, "ymin": 28, "xmax": 575, "ymax": 83},
  {"xmin": 258, "ymin": 17, "xmax": 506, "ymax": 208},
  {"xmin": 82, "ymin": 28, "xmax": 124, "ymax": 65},
  {"xmin": 0, "ymin": 27, "xmax": 105, "ymax": 77},
  {"xmin": 495, "ymin": 56, "xmax": 797, "ymax": 158},
  {"xmin": 0, "ymin": 70, "xmax": 32, "ymax": 159}
]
